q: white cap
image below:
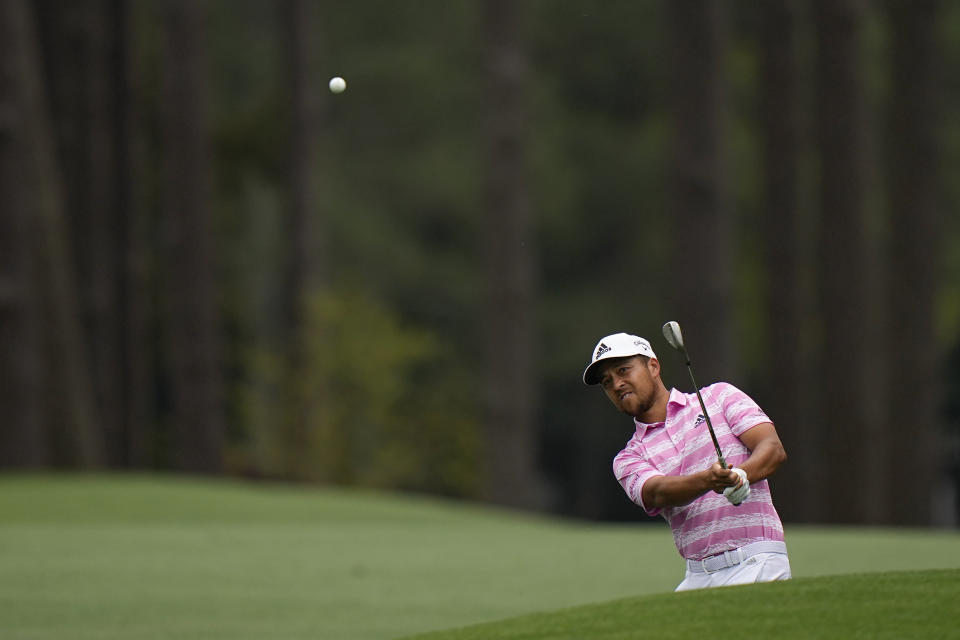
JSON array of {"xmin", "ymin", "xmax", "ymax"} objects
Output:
[{"xmin": 582, "ymin": 332, "xmax": 657, "ymax": 385}]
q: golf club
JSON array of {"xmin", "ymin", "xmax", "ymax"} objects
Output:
[{"xmin": 662, "ymin": 321, "xmax": 727, "ymax": 469}]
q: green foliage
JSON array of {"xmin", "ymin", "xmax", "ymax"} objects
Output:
[{"xmin": 235, "ymin": 289, "xmax": 480, "ymax": 497}]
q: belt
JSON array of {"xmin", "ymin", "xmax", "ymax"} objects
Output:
[{"xmin": 686, "ymin": 541, "xmax": 787, "ymax": 574}]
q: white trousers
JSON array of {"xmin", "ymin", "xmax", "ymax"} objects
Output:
[{"xmin": 675, "ymin": 552, "xmax": 792, "ymax": 591}]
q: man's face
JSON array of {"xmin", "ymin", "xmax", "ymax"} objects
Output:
[{"xmin": 598, "ymin": 356, "xmax": 660, "ymax": 418}]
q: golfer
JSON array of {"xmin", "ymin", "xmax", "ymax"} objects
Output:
[{"xmin": 583, "ymin": 332, "xmax": 791, "ymax": 590}]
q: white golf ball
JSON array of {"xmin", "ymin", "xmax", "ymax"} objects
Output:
[{"xmin": 329, "ymin": 76, "xmax": 346, "ymax": 94}]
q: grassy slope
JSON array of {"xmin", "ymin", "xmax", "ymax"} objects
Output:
[
  {"xmin": 404, "ymin": 570, "xmax": 960, "ymax": 640},
  {"xmin": 0, "ymin": 475, "xmax": 958, "ymax": 639}
]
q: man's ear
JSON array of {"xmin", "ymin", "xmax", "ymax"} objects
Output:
[{"xmin": 648, "ymin": 357, "xmax": 661, "ymax": 377}]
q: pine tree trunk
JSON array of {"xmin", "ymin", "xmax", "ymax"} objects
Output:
[
  {"xmin": 160, "ymin": 0, "xmax": 224, "ymax": 473},
  {"xmin": 280, "ymin": 0, "xmax": 325, "ymax": 339},
  {"xmin": 65, "ymin": 0, "xmax": 127, "ymax": 465},
  {"xmin": 279, "ymin": 0, "xmax": 327, "ymax": 477},
  {"xmin": 0, "ymin": 0, "xmax": 47, "ymax": 466},
  {"xmin": 664, "ymin": 0, "xmax": 734, "ymax": 383},
  {"xmin": 814, "ymin": 0, "xmax": 873, "ymax": 523},
  {"xmin": 482, "ymin": 0, "xmax": 542, "ymax": 508},
  {"xmin": 758, "ymin": 0, "xmax": 809, "ymax": 522},
  {"xmin": 884, "ymin": 0, "xmax": 942, "ymax": 525},
  {"xmin": 3, "ymin": 0, "xmax": 103, "ymax": 467},
  {"xmin": 115, "ymin": 0, "xmax": 152, "ymax": 468}
]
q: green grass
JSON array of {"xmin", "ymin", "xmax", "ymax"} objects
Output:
[
  {"xmin": 0, "ymin": 474, "xmax": 958, "ymax": 639},
  {"xmin": 403, "ymin": 570, "xmax": 960, "ymax": 639}
]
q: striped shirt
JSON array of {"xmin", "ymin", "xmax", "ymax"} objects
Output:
[{"xmin": 613, "ymin": 383, "xmax": 785, "ymax": 561}]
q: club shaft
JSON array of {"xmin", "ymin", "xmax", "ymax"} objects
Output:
[{"xmin": 682, "ymin": 352, "xmax": 727, "ymax": 469}]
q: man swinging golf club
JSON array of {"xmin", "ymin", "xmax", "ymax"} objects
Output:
[{"xmin": 583, "ymin": 325, "xmax": 791, "ymax": 590}]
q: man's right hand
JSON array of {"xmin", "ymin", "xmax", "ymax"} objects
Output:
[{"xmin": 707, "ymin": 462, "xmax": 742, "ymax": 494}]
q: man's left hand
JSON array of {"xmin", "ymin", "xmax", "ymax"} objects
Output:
[{"xmin": 722, "ymin": 467, "xmax": 750, "ymax": 505}]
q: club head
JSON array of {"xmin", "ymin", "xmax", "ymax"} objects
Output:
[{"xmin": 662, "ymin": 321, "xmax": 684, "ymax": 351}]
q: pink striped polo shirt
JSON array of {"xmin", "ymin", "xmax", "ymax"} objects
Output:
[{"xmin": 613, "ymin": 383, "xmax": 785, "ymax": 561}]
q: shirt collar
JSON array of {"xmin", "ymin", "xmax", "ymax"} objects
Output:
[
  {"xmin": 666, "ymin": 387, "xmax": 689, "ymax": 410},
  {"xmin": 632, "ymin": 418, "xmax": 660, "ymax": 438},
  {"xmin": 632, "ymin": 388, "xmax": 689, "ymax": 436}
]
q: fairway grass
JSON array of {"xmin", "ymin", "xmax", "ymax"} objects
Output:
[
  {"xmin": 404, "ymin": 569, "xmax": 960, "ymax": 639},
  {"xmin": 1, "ymin": 474, "xmax": 958, "ymax": 639}
]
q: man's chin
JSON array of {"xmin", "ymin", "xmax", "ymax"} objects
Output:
[
  {"xmin": 612, "ymin": 394, "xmax": 647, "ymax": 418},
  {"xmin": 619, "ymin": 402, "xmax": 644, "ymax": 418}
]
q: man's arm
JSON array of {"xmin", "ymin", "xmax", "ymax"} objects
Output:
[
  {"xmin": 641, "ymin": 464, "xmax": 740, "ymax": 509},
  {"xmin": 640, "ymin": 422, "xmax": 787, "ymax": 509},
  {"xmin": 736, "ymin": 422, "xmax": 787, "ymax": 483}
]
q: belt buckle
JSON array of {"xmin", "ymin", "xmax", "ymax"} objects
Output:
[{"xmin": 702, "ymin": 556, "xmax": 719, "ymax": 575}]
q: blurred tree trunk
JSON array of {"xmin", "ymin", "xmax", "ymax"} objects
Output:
[
  {"xmin": 279, "ymin": 0, "xmax": 327, "ymax": 477},
  {"xmin": 0, "ymin": 0, "xmax": 103, "ymax": 467},
  {"xmin": 116, "ymin": 0, "xmax": 152, "ymax": 468},
  {"xmin": 0, "ymin": 0, "xmax": 46, "ymax": 466},
  {"xmin": 84, "ymin": 0, "xmax": 127, "ymax": 466},
  {"xmin": 35, "ymin": 0, "xmax": 131, "ymax": 466},
  {"xmin": 664, "ymin": 0, "xmax": 734, "ymax": 383},
  {"xmin": 160, "ymin": 0, "xmax": 224, "ymax": 473},
  {"xmin": 813, "ymin": 0, "xmax": 873, "ymax": 523},
  {"xmin": 884, "ymin": 0, "xmax": 942, "ymax": 525},
  {"xmin": 481, "ymin": 0, "xmax": 542, "ymax": 508},
  {"xmin": 757, "ymin": 0, "xmax": 810, "ymax": 522},
  {"xmin": 280, "ymin": 0, "xmax": 325, "ymax": 337}
]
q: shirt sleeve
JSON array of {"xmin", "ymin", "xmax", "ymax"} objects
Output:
[
  {"xmin": 613, "ymin": 444, "xmax": 663, "ymax": 517},
  {"xmin": 719, "ymin": 383, "xmax": 772, "ymax": 437}
]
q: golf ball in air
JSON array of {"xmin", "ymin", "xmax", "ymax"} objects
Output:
[{"xmin": 329, "ymin": 76, "xmax": 346, "ymax": 94}]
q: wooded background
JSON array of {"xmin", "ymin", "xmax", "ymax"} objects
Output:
[{"xmin": 2, "ymin": 0, "xmax": 958, "ymax": 526}]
